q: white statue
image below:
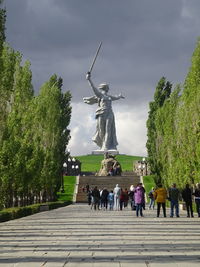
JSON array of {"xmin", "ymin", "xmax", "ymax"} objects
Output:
[{"xmin": 84, "ymin": 72, "xmax": 124, "ymax": 151}]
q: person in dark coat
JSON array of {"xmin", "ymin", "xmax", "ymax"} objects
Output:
[
  {"xmin": 86, "ymin": 183, "xmax": 90, "ymax": 193},
  {"xmin": 107, "ymin": 190, "xmax": 114, "ymax": 210},
  {"xmin": 92, "ymin": 186, "xmax": 100, "ymax": 210},
  {"xmin": 193, "ymin": 183, "xmax": 200, "ymax": 217},
  {"xmin": 87, "ymin": 189, "xmax": 92, "ymax": 206},
  {"xmin": 129, "ymin": 190, "xmax": 136, "ymax": 210},
  {"xmin": 168, "ymin": 183, "xmax": 180, "ymax": 217},
  {"xmin": 182, "ymin": 184, "xmax": 194, "ymax": 217},
  {"xmin": 101, "ymin": 188, "xmax": 109, "ymax": 210}
]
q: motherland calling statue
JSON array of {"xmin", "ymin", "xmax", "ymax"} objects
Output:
[{"xmin": 83, "ymin": 43, "xmax": 124, "ymax": 152}]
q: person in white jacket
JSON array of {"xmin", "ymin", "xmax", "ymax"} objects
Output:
[{"xmin": 113, "ymin": 184, "xmax": 121, "ymax": 210}]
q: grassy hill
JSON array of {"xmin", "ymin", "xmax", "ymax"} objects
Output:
[
  {"xmin": 75, "ymin": 154, "xmax": 143, "ymax": 172},
  {"xmin": 57, "ymin": 176, "xmax": 76, "ymax": 202}
]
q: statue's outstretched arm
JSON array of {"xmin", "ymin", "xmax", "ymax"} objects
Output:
[
  {"xmin": 83, "ymin": 96, "xmax": 98, "ymax": 105},
  {"xmin": 110, "ymin": 93, "xmax": 125, "ymax": 101},
  {"xmin": 86, "ymin": 73, "xmax": 103, "ymax": 98}
]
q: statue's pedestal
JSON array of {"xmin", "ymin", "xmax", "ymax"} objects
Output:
[{"xmin": 92, "ymin": 150, "xmax": 119, "ymax": 155}]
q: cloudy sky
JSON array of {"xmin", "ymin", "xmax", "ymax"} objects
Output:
[{"xmin": 4, "ymin": 0, "xmax": 200, "ymax": 156}]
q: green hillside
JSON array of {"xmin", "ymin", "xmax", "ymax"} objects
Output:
[
  {"xmin": 57, "ymin": 176, "xmax": 76, "ymax": 202},
  {"xmin": 75, "ymin": 154, "xmax": 143, "ymax": 172}
]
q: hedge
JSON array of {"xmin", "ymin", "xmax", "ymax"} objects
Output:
[{"xmin": 0, "ymin": 201, "xmax": 72, "ymax": 223}]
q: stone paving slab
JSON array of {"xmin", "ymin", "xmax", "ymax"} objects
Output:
[{"xmin": 0, "ymin": 204, "xmax": 200, "ymax": 266}]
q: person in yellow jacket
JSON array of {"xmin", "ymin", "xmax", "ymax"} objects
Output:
[{"xmin": 153, "ymin": 183, "xmax": 168, "ymax": 217}]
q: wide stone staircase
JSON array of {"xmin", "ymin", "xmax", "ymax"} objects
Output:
[{"xmin": 76, "ymin": 171, "xmax": 140, "ymax": 203}]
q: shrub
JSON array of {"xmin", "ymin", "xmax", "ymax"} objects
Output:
[
  {"xmin": 0, "ymin": 211, "xmax": 13, "ymax": 222},
  {"xmin": 0, "ymin": 201, "xmax": 71, "ymax": 223},
  {"xmin": 48, "ymin": 201, "xmax": 72, "ymax": 210}
]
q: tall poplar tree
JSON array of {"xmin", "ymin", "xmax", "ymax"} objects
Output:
[
  {"xmin": 180, "ymin": 38, "xmax": 200, "ymax": 185},
  {"xmin": 0, "ymin": 59, "xmax": 33, "ymax": 207},
  {"xmin": 154, "ymin": 85, "xmax": 181, "ymax": 186},
  {"xmin": 0, "ymin": 3, "xmax": 72, "ymax": 208},
  {"xmin": 0, "ymin": 1, "xmax": 7, "ymax": 144},
  {"xmin": 146, "ymin": 77, "xmax": 172, "ymax": 179},
  {"xmin": 146, "ymin": 39, "xmax": 200, "ymax": 188},
  {"xmin": 33, "ymin": 75, "xmax": 71, "ymax": 202}
]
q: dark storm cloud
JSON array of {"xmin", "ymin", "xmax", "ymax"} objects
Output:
[{"xmin": 4, "ymin": 0, "xmax": 200, "ymax": 105}]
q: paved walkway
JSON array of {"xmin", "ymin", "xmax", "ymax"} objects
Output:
[{"xmin": 0, "ymin": 204, "xmax": 200, "ymax": 267}]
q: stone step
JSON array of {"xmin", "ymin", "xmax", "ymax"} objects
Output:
[
  {"xmin": 76, "ymin": 174, "xmax": 140, "ymax": 203},
  {"xmin": 79, "ymin": 175, "xmax": 139, "ymax": 181},
  {"xmin": 122, "ymin": 171, "xmax": 138, "ymax": 176},
  {"xmin": 81, "ymin": 171, "xmax": 138, "ymax": 177}
]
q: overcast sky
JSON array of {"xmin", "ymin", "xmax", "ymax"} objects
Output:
[{"xmin": 4, "ymin": 0, "xmax": 200, "ymax": 156}]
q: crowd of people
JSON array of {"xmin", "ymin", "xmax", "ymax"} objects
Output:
[
  {"xmin": 86, "ymin": 183, "xmax": 145, "ymax": 215},
  {"xmin": 85, "ymin": 182, "xmax": 200, "ymax": 218},
  {"xmin": 150, "ymin": 182, "xmax": 200, "ymax": 218},
  {"xmin": 86, "ymin": 184, "xmax": 129, "ymax": 211}
]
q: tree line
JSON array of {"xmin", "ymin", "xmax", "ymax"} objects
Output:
[
  {"xmin": 0, "ymin": 4, "xmax": 71, "ymax": 209},
  {"xmin": 146, "ymin": 38, "xmax": 200, "ymax": 188}
]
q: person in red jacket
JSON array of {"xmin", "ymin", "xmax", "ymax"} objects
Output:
[{"xmin": 124, "ymin": 188, "xmax": 129, "ymax": 208}]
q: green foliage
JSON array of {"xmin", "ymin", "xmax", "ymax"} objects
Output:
[
  {"xmin": 0, "ymin": 45, "xmax": 19, "ymax": 144},
  {"xmin": 146, "ymin": 38, "xmax": 200, "ymax": 189},
  {"xmin": 33, "ymin": 75, "xmax": 72, "ymax": 202},
  {"xmin": 76, "ymin": 154, "xmax": 143, "ymax": 172},
  {"xmin": 0, "ymin": 53, "xmax": 72, "ymax": 208},
  {"xmin": 0, "ymin": 204, "xmax": 40, "ymax": 222},
  {"xmin": 48, "ymin": 201, "xmax": 72, "ymax": 210},
  {"xmin": 146, "ymin": 77, "xmax": 172, "ymax": 176}
]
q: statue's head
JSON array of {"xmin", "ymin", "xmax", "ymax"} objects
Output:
[{"xmin": 98, "ymin": 83, "xmax": 109, "ymax": 93}]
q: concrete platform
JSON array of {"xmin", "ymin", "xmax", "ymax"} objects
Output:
[
  {"xmin": 0, "ymin": 204, "xmax": 200, "ymax": 266},
  {"xmin": 91, "ymin": 150, "xmax": 119, "ymax": 155}
]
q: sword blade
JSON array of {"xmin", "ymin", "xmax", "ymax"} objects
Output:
[{"xmin": 88, "ymin": 42, "xmax": 102, "ymax": 74}]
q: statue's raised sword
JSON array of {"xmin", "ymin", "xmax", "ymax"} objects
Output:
[{"xmin": 87, "ymin": 42, "xmax": 102, "ymax": 75}]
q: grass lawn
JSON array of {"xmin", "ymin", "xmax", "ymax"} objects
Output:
[
  {"xmin": 57, "ymin": 176, "xmax": 76, "ymax": 202},
  {"xmin": 75, "ymin": 154, "xmax": 143, "ymax": 172},
  {"xmin": 143, "ymin": 175, "xmax": 156, "ymax": 203}
]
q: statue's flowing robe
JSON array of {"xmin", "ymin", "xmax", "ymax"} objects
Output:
[{"xmin": 83, "ymin": 95, "xmax": 118, "ymax": 150}]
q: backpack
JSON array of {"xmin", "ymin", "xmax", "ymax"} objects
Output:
[{"xmin": 148, "ymin": 191, "xmax": 153, "ymax": 198}]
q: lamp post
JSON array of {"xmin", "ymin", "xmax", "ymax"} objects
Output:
[
  {"xmin": 62, "ymin": 162, "xmax": 67, "ymax": 193},
  {"xmin": 75, "ymin": 165, "xmax": 79, "ymax": 176},
  {"xmin": 67, "ymin": 157, "xmax": 71, "ymax": 175},
  {"xmin": 72, "ymin": 164, "xmax": 75, "ymax": 175}
]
